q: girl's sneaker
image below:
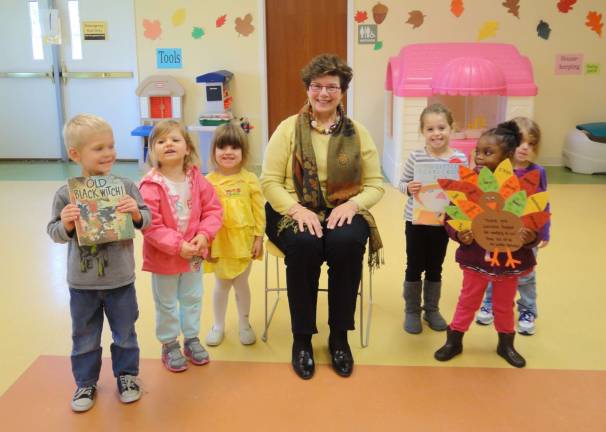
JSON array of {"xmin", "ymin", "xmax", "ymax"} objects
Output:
[
  {"xmin": 476, "ymin": 306, "xmax": 494, "ymax": 325},
  {"xmin": 71, "ymin": 384, "xmax": 97, "ymax": 412},
  {"xmin": 517, "ymin": 311, "xmax": 536, "ymax": 335},
  {"xmin": 239, "ymin": 326, "xmax": 257, "ymax": 345},
  {"xmin": 162, "ymin": 341, "xmax": 188, "ymax": 372},
  {"xmin": 117, "ymin": 375, "xmax": 141, "ymax": 404},
  {"xmin": 205, "ymin": 326, "xmax": 225, "ymax": 346},
  {"xmin": 184, "ymin": 337, "xmax": 210, "ymax": 365}
]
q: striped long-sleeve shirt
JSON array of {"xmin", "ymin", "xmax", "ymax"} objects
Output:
[{"xmin": 399, "ymin": 148, "xmax": 468, "ymax": 222}]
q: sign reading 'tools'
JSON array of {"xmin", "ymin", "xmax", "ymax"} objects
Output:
[{"xmin": 156, "ymin": 48, "xmax": 183, "ymax": 69}]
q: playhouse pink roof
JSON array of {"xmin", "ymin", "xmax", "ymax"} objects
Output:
[{"xmin": 385, "ymin": 43, "xmax": 537, "ymax": 97}]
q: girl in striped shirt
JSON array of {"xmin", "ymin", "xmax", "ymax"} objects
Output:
[{"xmin": 399, "ymin": 103, "xmax": 468, "ymax": 334}]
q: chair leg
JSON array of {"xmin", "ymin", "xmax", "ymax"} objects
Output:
[
  {"xmin": 358, "ymin": 265, "xmax": 374, "ymax": 348},
  {"xmin": 262, "ymin": 253, "xmax": 283, "ymax": 342}
]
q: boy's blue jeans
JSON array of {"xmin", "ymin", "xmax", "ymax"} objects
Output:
[
  {"xmin": 483, "ymin": 271, "xmax": 538, "ymax": 317},
  {"xmin": 69, "ymin": 283, "xmax": 140, "ymax": 387}
]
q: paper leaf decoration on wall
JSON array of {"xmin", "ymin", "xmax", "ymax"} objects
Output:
[
  {"xmin": 586, "ymin": 11, "xmax": 603, "ymax": 37},
  {"xmin": 374, "ymin": 41, "xmax": 383, "ymax": 50},
  {"xmin": 354, "ymin": 10, "xmax": 368, "ymax": 23},
  {"xmin": 451, "ymin": 0, "xmax": 464, "ymax": 18},
  {"xmin": 502, "ymin": 0, "xmax": 520, "ymax": 18},
  {"xmin": 406, "ymin": 11, "xmax": 426, "ymax": 29},
  {"xmin": 235, "ymin": 13, "xmax": 255, "ymax": 37},
  {"xmin": 557, "ymin": 0, "xmax": 577, "ymax": 13},
  {"xmin": 537, "ymin": 20, "xmax": 551, "ymax": 39},
  {"xmin": 192, "ymin": 26, "xmax": 204, "ymax": 39},
  {"xmin": 143, "ymin": 19, "xmax": 162, "ymax": 40},
  {"xmin": 216, "ymin": 14, "xmax": 227, "ymax": 28},
  {"xmin": 477, "ymin": 21, "xmax": 499, "ymax": 40},
  {"xmin": 373, "ymin": 3, "xmax": 389, "ymax": 24},
  {"xmin": 171, "ymin": 9, "xmax": 186, "ymax": 27}
]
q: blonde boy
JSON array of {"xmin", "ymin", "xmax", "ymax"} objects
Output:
[{"xmin": 46, "ymin": 114, "xmax": 151, "ymax": 412}]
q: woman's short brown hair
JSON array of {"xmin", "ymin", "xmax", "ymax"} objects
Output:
[
  {"xmin": 300, "ymin": 54, "xmax": 353, "ymax": 92},
  {"xmin": 209, "ymin": 122, "xmax": 250, "ymax": 168}
]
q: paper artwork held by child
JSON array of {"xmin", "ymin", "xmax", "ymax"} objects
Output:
[
  {"xmin": 439, "ymin": 160, "xmax": 550, "ymax": 268},
  {"xmin": 68, "ymin": 176, "xmax": 135, "ymax": 246},
  {"xmin": 412, "ymin": 162, "xmax": 461, "ymax": 226}
]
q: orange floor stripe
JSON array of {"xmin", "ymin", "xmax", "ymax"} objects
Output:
[{"xmin": 1, "ymin": 356, "xmax": 605, "ymax": 431}]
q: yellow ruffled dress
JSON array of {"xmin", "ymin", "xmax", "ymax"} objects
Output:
[{"xmin": 204, "ymin": 169, "xmax": 265, "ymax": 279}]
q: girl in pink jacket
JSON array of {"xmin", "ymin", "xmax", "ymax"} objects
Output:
[{"xmin": 140, "ymin": 120, "xmax": 223, "ymax": 373}]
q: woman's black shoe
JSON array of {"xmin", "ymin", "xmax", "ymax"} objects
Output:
[
  {"xmin": 291, "ymin": 346, "xmax": 315, "ymax": 380},
  {"xmin": 329, "ymin": 340, "xmax": 354, "ymax": 377}
]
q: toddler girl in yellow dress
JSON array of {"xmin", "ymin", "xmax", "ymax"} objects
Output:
[{"xmin": 205, "ymin": 123, "xmax": 265, "ymax": 346}]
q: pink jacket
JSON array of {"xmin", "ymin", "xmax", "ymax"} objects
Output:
[{"xmin": 139, "ymin": 167, "xmax": 223, "ymax": 274}]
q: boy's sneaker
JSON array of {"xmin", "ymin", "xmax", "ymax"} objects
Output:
[
  {"xmin": 71, "ymin": 384, "xmax": 96, "ymax": 412},
  {"xmin": 476, "ymin": 306, "xmax": 494, "ymax": 325},
  {"xmin": 239, "ymin": 326, "xmax": 257, "ymax": 345},
  {"xmin": 117, "ymin": 374, "xmax": 141, "ymax": 404},
  {"xmin": 517, "ymin": 310, "xmax": 536, "ymax": 335},
  {"xmin": 205, "ymin": 326, "xmax": 225, "ymax": 346},
  {"xmin": 184, "ymin": 337, "xmax": 210, "ymax": 365},
  {"xmin": 162, "ymin": 341, "xmax": 188, "ymax": 372}
]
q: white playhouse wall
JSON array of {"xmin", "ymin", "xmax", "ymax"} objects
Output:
[
  {"xmin": 503, "ymin": 96, "xmax": 534, "ymax": 121},
  {"xmin": 383, "ymin": 95, "xmax": 427, "ymax": 187}
]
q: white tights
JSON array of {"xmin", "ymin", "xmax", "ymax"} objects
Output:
[{"xmin": 212, "ymin": 263, "xmax": 252, "ymax": 331}]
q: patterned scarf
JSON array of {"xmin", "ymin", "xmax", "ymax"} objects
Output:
[{"xmin": 280, "ymin": 103, "xmax": 383, "ymax": 270}]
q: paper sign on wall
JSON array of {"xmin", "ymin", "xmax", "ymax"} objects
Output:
[
  {"xmin": 585, "ymin": 63, "xmax": 601, "ymax": 74},
  {"xmin": 156, "ymin": 48, "xmax": 182, "ymax": 69},
  {"xmin": 83, "ymin": 21, "xmax": 107, "ymax": 41},
  {"xmin": 358, "ymin": 24, "xmax": 377, "ymax": 44},
  {"xmin": 555, "ymin": 54, "xmax": 583, "ymax": 75}
]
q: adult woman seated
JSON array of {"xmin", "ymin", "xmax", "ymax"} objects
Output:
[{"xmin": 260, "ymin": 54, "xmax": 384, "ymax": 380}]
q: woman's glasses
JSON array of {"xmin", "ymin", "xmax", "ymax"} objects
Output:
[{"xmin": 308, "ymin": 83, "xmax": 341, "ymax": 94}]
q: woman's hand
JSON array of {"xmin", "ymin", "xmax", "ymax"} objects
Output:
[
  {"xmin": 117, "ymin": 196, "xmax": 142, "ymax": 223},
  {"xmin": 180, "ymin": 241, "xmax": 197, "ymax": 259},
  {"xmin": 520, "ymin": 228, "xmax": 537, "ymax": 245},
  {"xmin": 251, "ymin": 236, "xmax": 264, "ymax": 259},
  {"xmin": 288, "ymin": 204, "xmax": 323, "ymax": 238},
  {"xmin": 407, "ymin": 181, "xmax": 422, "ymax": 196},
  {"xmin": 60, "ymin": 203, "xmax": 80, "ymax": 232},
  {"xmin": 457, "ymin": 229, "xmax": 474, "ymax": 245},
  {"xmin": 326, "ymin": 201, "xmax": 358, "ymax": 229}
]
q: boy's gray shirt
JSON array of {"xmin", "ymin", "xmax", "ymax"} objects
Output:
[{"xmin": 47, "ymin": 176, "xmax": 151, "ymax": 290}]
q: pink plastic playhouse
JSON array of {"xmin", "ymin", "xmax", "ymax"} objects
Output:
[{"xmin": 383, "ymin": 43, "xmax": 538, "ymax": 186}]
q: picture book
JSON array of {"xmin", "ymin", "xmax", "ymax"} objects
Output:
[
  {"xmin": 67, "ymin": 176, "xmax": 135, "ymax": 246},
  {"xmin": 412, "ymin": 162, "xmax": 461, "ymax": 225}
]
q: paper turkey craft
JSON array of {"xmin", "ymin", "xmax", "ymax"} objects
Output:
[{"xmin": 438, "ymin": 160, "xmax": 550, "ymax": 268}]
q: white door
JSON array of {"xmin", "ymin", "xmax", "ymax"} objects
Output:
[
  {"xmin": 0, "ymin": 0, "xmax": 62, "ymax": 159},
  {"xmin": 0, "ymin": 0, "xmax": 139, "ymax": 160},
  {"xmin": 60, "ymin": 0, "xmax": 140, "ymax": 159}
]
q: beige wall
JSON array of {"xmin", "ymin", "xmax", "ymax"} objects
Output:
[
  {"xmin": 133, "ymin": 0, "xmax": 263, "ymax": 165},
  {"xmin": 353, "ymin": 0, "xmax": 606, "ymax": 165},
  {"xmin": 134, "ymin": 0, "xmax": 605, "ymax": 166}
]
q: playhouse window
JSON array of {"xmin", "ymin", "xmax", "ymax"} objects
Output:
[{"xmin": 428, "ymin": 95, "xmax": 505, "ymax": 133}]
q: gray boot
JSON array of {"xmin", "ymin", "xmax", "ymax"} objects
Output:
[
  {"xmin": 422, "ymin": 280, "xmax": 448, "ymax": 331},
  {"xmin": 403, "ymin": 281, "xmax": 423, "ymax": 334}
]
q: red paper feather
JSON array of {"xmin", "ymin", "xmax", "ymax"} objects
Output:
[
  {"xmin": 517, "ymin": 170, "xmax": 540, "ymax": 196},
  {"xmin": 521, "ymin": 212, "xmax": 550, "ymax": 231}
]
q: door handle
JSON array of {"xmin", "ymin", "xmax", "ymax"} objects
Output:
[
  {"xmin": 61, "ymin": 63, "xmax": 133, "ymax": 84},
  {"xmin": 0, "ymin": 68, "xmax": 55, "ymax": 83}
]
